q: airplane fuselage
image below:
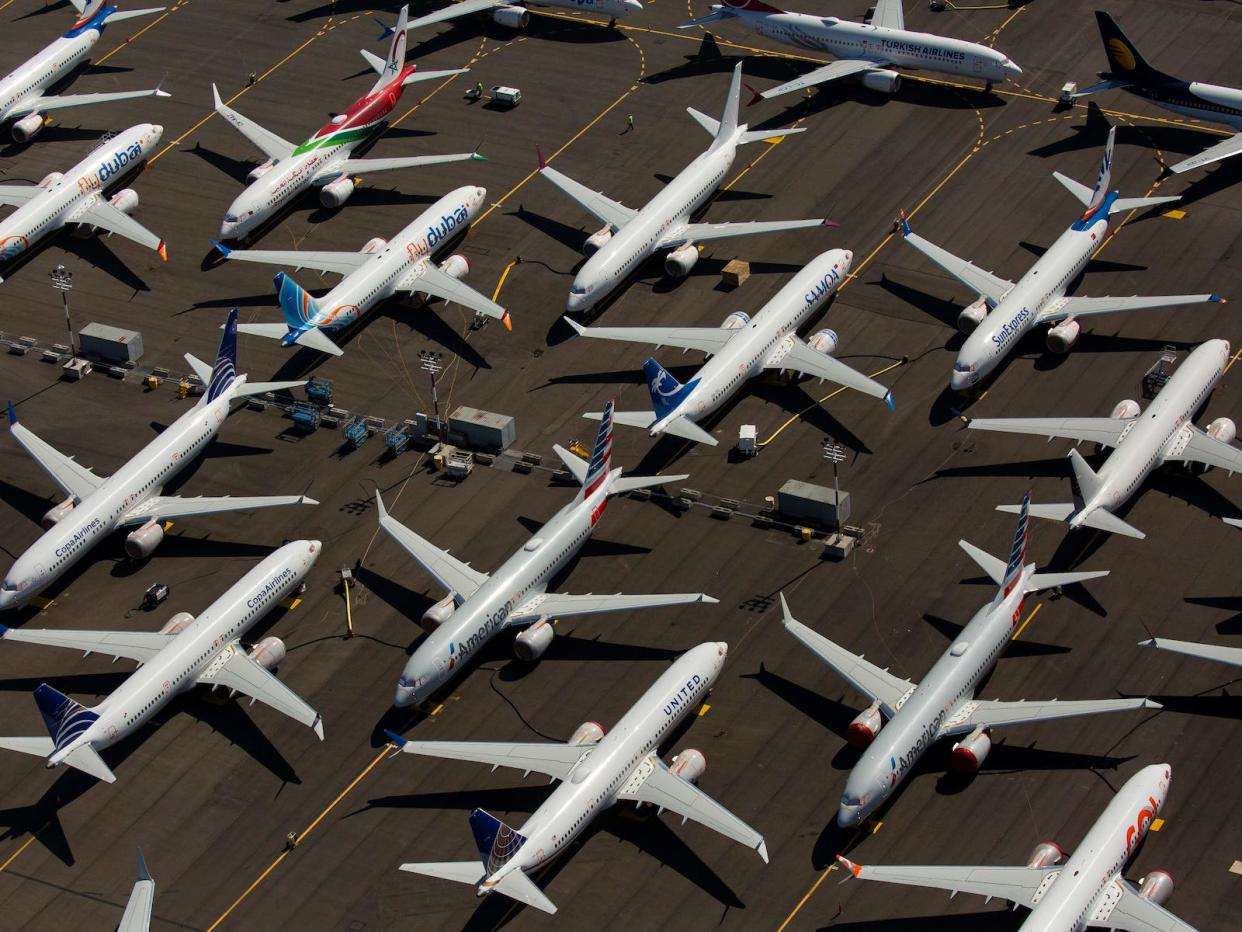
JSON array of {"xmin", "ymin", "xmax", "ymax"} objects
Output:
[
  {"xmin": 1126, "ymin": 78, "xmax": 1242, "ymax": 133},
  {"xmin": 0, "ymin": 8, "xmax": 111, "ymax": 123}
]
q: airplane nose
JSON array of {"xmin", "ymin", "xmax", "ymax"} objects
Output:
[
  {"xmin": 836, "ymin": 804, "xmax": 863, "ymax": 828},
  {"xmin": 0, "ymin": 590, "xmax": 16, "ymax": 611},
  {"xmin": 842, "ymin": 249, "xmax": 853, "ymax": 264},
  {"xmin": 949, "ymin": 371, "xmax": 969, "ymax": 392},
  {"xmin": 394, "ymin": 685, "xmax": 417, "ymax": 708},
  {"xmin": 624, "ymin": 0, "xmax": 643, "ymax": 10},
  {"xmin": 151, "ymin": 124, "xmax": 164, "ymax": 137},
  {"xmin": 1003, "ymin": 60, "xmax": 1023, "ymax": 79}
]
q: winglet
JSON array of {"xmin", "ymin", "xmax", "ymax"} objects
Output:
[
  {"xmin": 899, "ymin": 209, "xmax": 911, "ymax": 237},
  {"xmin": 384, "ymin": 728, "xmax": 408, "ymax": 748},
  {"xmin": 1211, "ymin": 294, "xmax": 1226, "ymax": 304},
  {"xmin": 211, "ymin": 239, "xmax": 232, "ymax": 259},
  {"xmin": 211, "ymin": 82, "xmax": 223, "ymax": 110},
  {"xmin": 884, "ymin": 390, "xmax": 895, "ymax": 410},
  {"xmin": 0, "ymin": 622, "xmax": 8, "ymax": 635},
  {"xmin": 836, "ymin": 854, "xmax": 862, "ymax": 878},
  {"xmin": 757, "ymin": 839, "xmax": 769, "ymax": 863},
  {"xmin": 471, "ymin": 152, "xmax": 488, "ymax": 161},
  {"xmin": 778, "ymin": 591, "xmax": 795, "ymax": 625},
  {"xmin": 6, "ymin": 400, "xmax": 15, "ymax": 426},
  {"xmin": 157, "ymin": 240, "xmax": 168, "ymax": 262},
  {"xmin": 536, "ymin": 144, "xmax": 547, "ymax": 171},
  {"xmin": 822, "ymin": 217, "xmax": 839, "ymax": 228},
  {"xmin": 562, "ymin": 316, "xmax": 587, "ymax": 336},
  {"xmin": 135, "ymin": 847, "xmax": 151, "ymax": 883},
  {"xmin": 501, "ymin": 309, "xmax": 513, "ymax": 332},
  {"xmin": 312, "ymin": 714, "xmax": 324, "ymax": 741}
]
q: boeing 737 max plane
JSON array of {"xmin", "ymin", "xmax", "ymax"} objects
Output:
[{"xmin": 385, "ymin": 0, "xmax": 640, "ymax": 33}]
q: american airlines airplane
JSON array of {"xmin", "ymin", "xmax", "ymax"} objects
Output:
[
  {"xmin": 212, "ymin": 185, "xmax": 508, "ymax": 355},
  {"xmin": 119, "ymin": 850, "xmax": 154, "ymax": 932},
  {"xmin": 1140, "ymin": 636, "xmax": 1242, "ymax": 670},
  {"xmin": 901, "ymin": 125, "xmax": 1222, "ymax": 392},
  {"xmin": 375, "ymin": 400, "xmax": 715, "ymax": 707},
  {"xmin": 566, "ymin": 248, "xmax": 893, "ymax": 446},
  {"xmin": 0, "ymin": 310, "xmax": 316, "ymax": 611},
  {"xmin": 838, "ymin": 764, "xmax": 1197, "ymax": 932},
  {"xmin": 0, "ymin": 540, "xmax": 325, "ymax": 783},
  {"xmin": 384, "ymin": 0, "xmax": 641, "ymax": 33},
  {"xmin": 213, "ymin": 6, "xmax": 481, "ymax": 242},
  {"xmin": 684, "ymin": 0, "xmax": 1021, "ymax": 102},
  {"xmin": 970, "ymin": 340, "xmax": 1242, "ymax": 540},
  {"xmin": 782, "ymin": 494, "xmax": 1155, "ymax": 829},
  {"xmin": 0, "ymin": 122, "xmax": 168, "ymax": 280},
  {"xmin": 388, "ymin": 642, "xmax": 766, "ymax": 914},
  {"xmin": 539, "ymin": 63, "xmax": 830, "ymax": 314},
  {"xmin": 0, "ymin": 0, "xmax": 167, "ymax": 144}
]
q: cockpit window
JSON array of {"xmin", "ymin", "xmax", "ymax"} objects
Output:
[
  {"xmin": 842, "ymin": 793, "xmax": 865, "ymax": 807},
  {"xmin": 223, "ymin": 214, "xmax": 240, "ymax": 223},
  {"xmin": 953, "ymin": 362, "xmax": 976, "ymax": 373},
  {"xmin": 570, "ymin": 285, "xmax": 588, "ymax": 296},
  {"xmin": 398, "ymin": 675, "xmax": 418, "ymax": 689}
]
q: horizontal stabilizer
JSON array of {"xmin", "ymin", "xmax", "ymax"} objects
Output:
[
  {"xmin": 685, "ymin": 107, "xmax": 720, "ymax": 137},
  {"xmin": 64, "ymin": 743, "xmax": 117, "ymax": 783},
  {"xmin": 551, "ymin": 444, "xmax": 588, "ymax": 484},
  {"xmin": 235, "ymin": 322, "xmax": 293, "ymax": 340},
  {"xmin": 292, "ymin": 327, "xmax": 344, "ymax": 356},
  {"xmin": 234, "ymin": 379, "xmax": 307, "ymax": 398},
  {"xmin": 583, "ymin": 409, "xmax": 656, "ymax": 431},
  {"xmin": 183, "ymin": 352, "xmax": 212, "ymax": 387},
  {"xmin": 1026, "ymin": 569, "xmax": 1110, "ymax": 592},
  {"xmin": 656, "ymin": 415, "xmax": 718, "ymax": 446},
  {"xmin": 609, "ymin": 472, "xmax": 690, "ymax": 496},
  {"xmin": 957, "ymin": 540, "xmax": 1005, "ymax": 586},
  {"xmin": 1109, "ymin": 195, "xmax": 1181, "ymax": 214},
  {"xmin": 491, "ymin": 867, "xmax": 557, "ymax": 914},
  {"xmin": 402, "ymin": 67, "xmax": 471, "ymax": 86},
  {"xmin": 996, "ymin": 502, "xmax": 1146, "ymax": 539},
  {"xmin": 738, "ymin": 127, "xmax": 806, "ymax": 146},
  {"xmin": 1052, "ymin": 170, "xmax": 1093, "ymax": 207},
  {"xmin": 399, "ymin": 861, "xmax": 484, "ymax": 884},
  {"xmin": 358, "ymin": 47, "xmax": 387, "ymax": 75},
  {"xmin": 0, "ymin": 736, "xmax": 55, "ymax": 758}
]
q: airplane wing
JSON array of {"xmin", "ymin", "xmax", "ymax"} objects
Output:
[
  {"xmin": 766, "ymin": 337, "xmax": 893, "ymax": 403},
  {"xmin": 656, "ymin": 218, "xmax": 831, "ymax": 250},
  {"xmin": 968, "ymin": 415, "xmax": 1131, "ymax": 448},
  {"xmin": 618, "ymin": 755, "xmax": 768, "ymax": 861},
  {"xmin": 212, "ymin": 84, "xmax": 296, "ymax": 161},
  {"xmin": 868, "ymin": 0, "xmax": 904, "ymax": 30},
  {"xmin": 1168, "ymin": 130, "xmax": 1242, "ymax": 175},
  {"xmin": 0, "ymin": 185, "xmax": 43, "ymax": 208},
  {"xmin": 901, "ymin": 224, "xmax": 1014, "ymax": 303},
  {"xmin": 1140, "ymin": 636, "xmax": 1242, "ymax": 669},
  {"xmin": 0, "ymin": 625, "xmax": 172, "ymax": 664},
  {"xmin": 14, "ymin": 87, "xmax": 169, "ymax": 117},
  {"xmin": 375, "ymin": 491, "xmax": 490, "ymax": 599},
  {"xmin": 538, "ymin": 159, "xmax": 636, "ymax": 231},
  {"xmin": 118, "ymin": 849, "xmax": 155, "ymax": 932},
  {"xmin": 388, "ymin": 733, "xmax": 590, "ymax": 781},
  {"xmin": 121, "ymin": 494, "xmax": 316, "ymax": 525},
  {"xmin": 403, "ymin": 0, "xmax": 500, "ymax": 31},
  {"xmin": 565, "ymin": 317, "xmax": 737, "ymax": 355},
  {"xmin": 335, "ymin": 152, "xmax": 483, "ymax": 176},
  {"xmin": 400, "ymin": 262, "xmax": 512, "ymax": 327},
  {"xmin": 780, "ymin": 595, "xmax": 915, "ymax": 716},
  {"xmin": 509, "ymin": 591, "xmax": 717, "ymax": 624},
  {"xmin": 213, "ymin": 241, "xmax": 370, "ymax": 276},
  {"xmin": 838, "ymin": 856, "xmax": 1055, "ymax": 908},
  {"xmin": 758, "ymin": 59, "xmax": 888, "ymax": 101},
  {"xmin": 70, "ymin": 200, "xmax": 166, "ymax": 254},
  {"xmin": 1088, "ymin": 877, "xmax": 1200, "ymax": 932},
  {"xmin": 1039, "ymin": 293, "xmax": 1222, "ymax": 323},
  {"xmin": 7, "ymin": 404, "xmax": 107, "ymax": 500},
  {"xmin": 939, "ymin": 696, "xmax": 1156, "ymax": 738},
  {"xmin": 196, "ymin": 645, "xmax": 323, "ymax": 738},
  {"xmin": 1161, "ymin": 424, "xmax": 1242, "ymax": 474}
]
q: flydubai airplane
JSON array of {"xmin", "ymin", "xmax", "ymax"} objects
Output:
[
  {"xmin": 1075, "ymin": 12, "xmax": 1242, "ymax": 176},
  {"xmin": 388, "ymin": 642, "xmax": 766, "ymax": 914},
  {"xmin": 1140, "ymin": 636, "xmax": 1242, "ymax": 671},
  {"xmin": 213, "ymin": 6, "xmax": 482, "ymax": 242},
  {"xmin": 383, "ymin": 0, "xmax": 641, "ymax": 34},
  {"xmin": 0, "ymin": 122, "xmax": 167, "ymax": 279},
  {"xmin": 683, "ymin": 0, "xmax": 1021, "ymax": 102},
  {"xmin": 0, "ymin": 0, "xmax": 167, "ymax": 144},
  {"xmin": 838, "ymin": 764, "xmax": 1197, "ymax": 932},
  {"xmin": 119, "ymin": 849, "xmax": 154, "ymax": 932},
  {"xmin": 0, "ymin": 540, "xmax": 324, "ymax": 783},
  {"xmin": 782, "ymin": 494, "xmax": 1155, "ymax": 829},
  {"xmin": 0, "ymin": 310, "xmax": 316, "ymax": 611},
  {"xmin": 212, "ymin": 185, "xmax": 508, "ymax": 355},
  {"xmin": 376, "ymin": 400, "xmax": 715, "ymax": 708},
  {"xmin": 970, "ymin": 340, "xmax": 1242, "ymax": 540},
  {"xmin": 566, "ymin": 248, "xmax": 892, "ymax": 446},
  {"xmin": 901, "ymin": 124, "xmax": 1222, "ymax": 392},
  {"xmin": 539, "ymin": 63, "xmax": 830, "ymax": 314}
]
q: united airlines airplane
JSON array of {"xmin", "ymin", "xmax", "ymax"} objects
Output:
[
  {"xmin": 839, "ymin": 764, "xmax": 1197, "ymax": 932},
  {"xmin": 388, "ymin": 642, "xmax": 766, "ymax": 914},
  {"xmin": 0, "ymin": 540, "xmax": 324, "ymax": 783}
]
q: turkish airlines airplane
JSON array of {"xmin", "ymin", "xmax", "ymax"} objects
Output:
[
  {"xmin": 838, "ymin": 763, "xmax": 1197, "ymax": 932},
  {"xmin": 389, "ymin": 642, "xmax": 766, "ymax": 914}
]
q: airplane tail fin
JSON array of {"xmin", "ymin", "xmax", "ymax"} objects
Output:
[
  {"xmin": 643, "ymin": 358, "xmax": 698, "ymax": 420},
  {"xmin": 578, "ymin": 398, "xmax": 615, "ymax": 499},
  {"xmin": 999, "ymin": 489, "xmax": 1032, "ymax": 596},
  {"xmin": 716, "ymin": 62, "xmax": 744, "ymax": 142},
  {"xmin": 275, "ymin": 271, "xmax": 321, "ymax": 333},
  {"xmin": 469, "ymin": 808, "xmax": 528, "ymax": 875},
  {"xmin": 34, "ymin": 683, "xmax": 100, "ymax": 754},
  {"xmin": 204, "ymin": 308, "xmax": 240, "ymax": 403},
  {"xmin": 1095, "ymin": 11, "xmax": 1169, "ymax": 84},
  {"xmin": 371, "ymin": 4, "xmax": 409, "ymax": 91}
]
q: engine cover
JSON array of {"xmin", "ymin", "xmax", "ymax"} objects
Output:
[
  {"xmin": 513, "ymin": 618, "xmax": 553, "ymax": 661},
  {"xmin": 807, "ymin": 328, "xmax": 839, "ymax": 356},
  {"xmin": 109, "ymin": 188, "xmax": 140, "ymax": 216},
  {"xmin": 319, "ymin": 176, "xmax": 356, "ymax": 209},
  {"xmin": 11, "ymin": 112, "xmax": 44, "ymax": 143},
  {"xmin": 439, "ymin": 254, "xmax": 470, "ymax": 280},
  {"xmin": 859, "ymin": 69, "xmax": 902, "ymax": 94},
  {"xmin": 41, "ymin": 497, "xmax": 75, "ymax": 530},
  {"xmin": 664, "ymin": 243, "xmax": 699, "ymax": 277},
  {"xmin": 569, "ymin": 721, "xmax": 605, "ymax": 745},
  {"xmin": 124, "ymin": 519, "xmax": 165, "ymax": 560},
  {"xmin": 249, "ymin": 636, "xmax": 287, "ymax": 670},
  {"xmin": 957, "ymin": 296, "xmax": 988, "ymax": 335},
  {"xmin": 1025, "ymin": 841, "xmax": 1066, "ymax": 869},
  {"xmin": 846, "ymin": 703, "xmax": 882, "ymax": 749},
  {"xmin": 1138, "ymin": 870, "xmax": 1174, "ymax": 906},
  {"xmin": 583, "ymin": 225, "xmax": 613, "ymax": 256},
  {"xmin": 1110, "ymin": 399, "xmax": 1140, "ymax": 419},
  {"xmin": 247, "ymin": 158, "xmax": 275, "ymax": 182},
  {"xmin": 361, "ymin": 236, "xmax": 388, "ymax": 254},
  {"xmin": 159, "ymin": 611, "xmax": 195, "ymax": 635},
  {"xmin": 670, "ymin": 748, "xmax": 706, "ymax": 784},
  {"xmin": 38, "ymin": 171, "xmax": 63, "ymax": 190},
  {"xmin": 420, "ymin": 594, "xmax": 456, "ymax": 633},
  {"xmin": 948, "ymin": 726, "xmax": 991, "ymax": 774},
  {"xmin": 1046, "ymin": 318, "xmax": 1081, "ymax": 353},
  {"xmin": 491, "ymin": 4, "xmax": 530, "ymax": 27},
  {"xmin": 1208, "ymin": 416, "xmax": 1237, "ymax": 444},
  {"xmin": 720, "ymin": 311, "xmax": 750, "ymax": 330}
]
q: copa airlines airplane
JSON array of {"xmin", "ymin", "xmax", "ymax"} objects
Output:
[
  {"xmin": 385, "ymin": 0, "xmax": 641, "ymax": 33},
  {"xmin": 388, "ymin": 641, "xmax": 766, "ymax": 914},
  {"xmin": 376, "ymin": 400, "xmax": 715, "ymax": 707},
  {"xmin": 1140, "ymin": 636, "xmax": 1242, "ymax": 670},
  {"xmin": 566, "ymin": 248, "xmax": 893, "ymax": 446},
  {"xmin": 0, "ymin": 310, "xmax": 316, "ymax": 611},
  {"xmin": 902, "ymin": 125, "xmax": 1222, "ymax": 392},
  {"xmin": 0, "ymin": 540, "xmax": 325, "ymax": 783},
  {"xmin": 213, "ymin": 6, "xmax": 481, "ymax": 242},
  {"xmin": 684, "ymin": 0, "xmax": 1020, "ymax": 101},
  {"xmin": 0, "ymin": 0, "xmax": 167, "ymax": 144},
  {"xmin": 838, "ymin": 764, "xmax": 1198, "ymax": 932},
  {"xmin": 212, "ymin": 186, "xmax": 508, "ymax": 355},
  {"xmin": 782, "ymin": 494, "xmax": 1155, "ymax": 829},
  {"xmin": 970, "ymin": 340, "xmax": 1242, "ymax": 540},
  {"xmin": 539, "ymin": 63, "xmax": 829, "ymax": 314},
  {"xmin": 0, "ymin": 122, "xmax": 168, "ymax": 280}
]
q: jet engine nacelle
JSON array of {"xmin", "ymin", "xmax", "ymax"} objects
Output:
[
  {"xmin": 670, "ymin": 748, "xmax": 707, "ymax": 785},
  {"xmin": 11, "ymin": 112, "xmax": 44, "ymax": 143},
  {"xmin": 491, "ymin": 4, "xmax": 530, "ymax": 27},
  {"xmin": 569, "ymin": 720, "xmax": 605, "ymax": 745},
  {"xmin": 721, "ymin": 311, "xmax": 750, "ymax": 330},
  {"xmin": 248, "ymin": 635, "xmax": 287, "ymax": 670},
  {"xmin": 1046, "ymin": 318, "xmax": 1081, "ymax": 354},
  {"xmin": 159, "ymin": 611, "xmax": 195, "ymax": 635},
  {"xmin": 664, "ymin": 243, "xmax": 699, "ymax": 278},
  {"xmin": 420, "ymin": 593, "xmax": 456, "ymax": 633},
  {"xmin": 1138, "ymin": 870, "xmax": 1174, "ymax": 906},
  {"xmin": 957, "ymin": 296, "xmax": 988, "ymax": 334},
  {"xmin": 361, "ymin": 236, "xmax": 388, "ymax": 254},
  {"xmin": 1208, "ymin": 417, "xmax": 1237, "ymax": 444},
  {"xmin": 124, "ymin": 519, "xmax": 164, "ymax": 559},
  {"xmin": 110, "ymin": 188, "xmax": 139, "ymax": 216},
  {"xmin": 1025, "ymin": 841, "xmax": 1066, "ymax": 869},
  {"xmin": 247, "ymin": 158, "xmax": 275, "ymax": 182},
  {"xmin": 1111, "ymin": 399, "xmax": 1140, "ymax": 419},
  {"xmin": 808, "ymin": 328, "xmax": 839, "ymax": 356},
  {"xmin": 513, "ymin": 618, "xmax": 553, "ymax": 661},
  {"xmin": 583, "ymin": 225, "xmax": 613, "ymax": 256},
  {"xmin": 846, "ymin": 702, "xmax": 882, "ymax": 749},
  {"xmin": 859, "ymin": 69, "xmax": 902, "ymax": 95},
  {"xmin": 948, "ymin": 726, "xmax": 991, "ymax": 774},
  {"xmin": 38, "ymin": 171, "xmax": 63, "ymax": 190},
  {"xmin": 41, "ymin": 497, "xmax": 75, "ymax": 530},
  {"xmin": 319, "ymin": 176, "xmax": 356, "ymax": 209},
  {"xmin": 439, "ymin": 254, "xmax": 470, "ymax": 280}
]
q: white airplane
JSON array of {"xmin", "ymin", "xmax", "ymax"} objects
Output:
[
  {"xmin": 781, "ymin": 493, "xmax": 1154, "ymax": 829},
  {"xmin": 388, "ymin": 641, "xmax": 766, "ymax": 914},
  {"xmin": 376, "ymin": 399, "xmax": 715, "ymax": 707},
  {"xmin": 539, "ymin": 63, "xmax": 830, "ymax": 314},
  {"xmin": 901, "ymin": 124, "xmax": 1223, "ymax": 392},
  {"xmin": 118, "ymin": 849, "xmax": 154, "ymax": 932},
  {"xmin": 214, "ymin": 6, "xmax": 481, "ymax": 242},
  {"xmin": 566, "ymin": 248, "xmax": 893, "ymax": 446},
  {"xmin": 384, "ymin": 0, "xmax": 641, "ymax": 35},
  {"xmin": 1141, "ymin": 636, "xmax": 1242, "ymax": 671},
  {"xmin": 0, "ymin": 540, "xmax": 324, "ymax": 783},
  {"xmin": 838, "ymin": 763, "xmax": 1197, "ymax": 932},
  {"xmin": 0, "ymin": 122, "xmax": 168, "ymax": 279},
  {"xmin": 0, "ymin": 0, "xmax": 167, "ymax": 144},
  {"xmin": 683, "ymin": 0, "xmax": 1021, "ymax": 102},
  {"xmin": 969, "ymin": 339, "xmax": 1242, "ymax": 540},
  {"xmin": 212, "ymin": 185, "xmax": 509, "ymax": 356},
  {"xmin": 0, "ymin": 310, "xmax": 316, "ymax": 611}
]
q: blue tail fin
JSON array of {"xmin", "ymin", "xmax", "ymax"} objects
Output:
[
  {"xmin": 275, "ymin": 272, "xmax": 320, "ymax": 333},
  {"xmin": 206, "ymin": 309, "xmax": 239, "ymax": 402},
  {"xmin": 1082, "ymin": 125, "xmax": 1116, "ymax": 219},
  {"xmin": 34, "ymin": 683, "xmax": 98, "ymax": 753},
  {"xmin": 644, "ymin": 358, "xmax": 699, "ymax": 420},
  {"xmin": 469, "ymin": 808, "xmax": 528, "ymax": 874},
  {"xmin": 1000, "ymin": 490, "xmax": 1032, "ymax": 596}
]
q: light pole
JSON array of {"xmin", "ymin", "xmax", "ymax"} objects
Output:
[
  {"xmin": 49, "ymin": 264, "xmax": 74, "ymax": 357},
  {"xmin": 419, "ymin": 350, "xmax": 445, "ymax": 444},
  {"xmin": 822, "ymin": 438, "xmax": 846, "ymax": 537}
]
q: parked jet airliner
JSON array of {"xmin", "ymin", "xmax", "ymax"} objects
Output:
[{"xmin": 384, "ymin": 0, "xmax": 641, "ymax": 33}]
